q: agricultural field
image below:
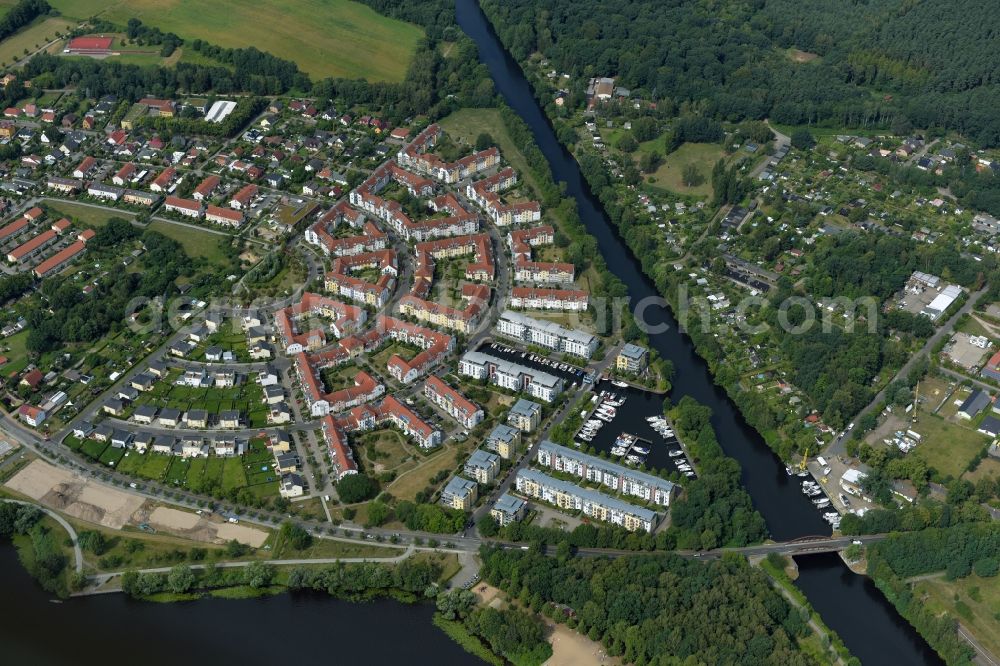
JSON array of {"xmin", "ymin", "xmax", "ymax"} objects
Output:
[
  {"xmin": 0, "ymin": 16, "xmax": 75, "ymax": 67},
  {"xmin": 49, "ymin": 0, "xmax": 423, "ymax": 82}
]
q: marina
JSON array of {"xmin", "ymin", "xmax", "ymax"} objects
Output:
[{"xmin": 477, "ymin": 341, "xmax": 587, "ymax": 386}]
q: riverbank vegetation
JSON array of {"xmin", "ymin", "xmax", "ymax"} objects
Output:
[
  {"xmin": 0, "ymin": 503, "xmax": 68, "ymax": 596},
  {"xmin": 480, "ymin": 545, "xmax": 817, "ymax": 664},
  {"xmin": 865, "ymin": 524, "xmax": 1000, "ymax": 664}
]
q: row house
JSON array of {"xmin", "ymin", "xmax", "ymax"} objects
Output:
[
  {"xmin": 123, "ymin": 190, "xmax": 159, "ymax": 207},
  {"xmin": 274, "ymin": 292, "xmax": 366, "ymax": 354},
  {"xmin": 295, "ymin": 354, "xmax": 385, "ymax": 417},
  {"xmin": 164, "ymin": 196, "xmax": 202, "ymax": 218},
  {"xmin": 229, "ymin": 183, "xmax": 258, "ymax": 210},
  {"xmin": 206, "ymin": 205, "xmax": 244, "ymax": 228},
  {"xmin": 87, "ymin": 183, "xmax": 124, "ymax": 201},
  {"xmin": 399, "ymin": 284, "xmax": 490, "ymax": 334},
  {"xmin": 193, "ymin": 174, "xmax": 221, "ymax": 201}
]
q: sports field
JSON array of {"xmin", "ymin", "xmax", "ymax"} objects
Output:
[{"xmin": 50, "ymin": 0, "xmax": 424, "ymax": 81}]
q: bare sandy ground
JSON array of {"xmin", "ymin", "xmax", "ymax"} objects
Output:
[
  {"xmin": 6, "ymin": 460, "xmax": 268, "ymax": 547},
  {"xmin": 143, "ymin": 505, "xmax": 268, "ymax": 547},
  {"xmin": 216, "ymin": 522, "xmax": 268, "ymax": 548},
  {"xmin": 545, "ymin": 623, "xmax": 618, "ymax": 666},
  {"xmin": 6, "ymin": 459, "xmax": 143, "ymax": 528},
  {"xmin": 472, "ymin": 583, "xmax": 614, "ymax": 666}
]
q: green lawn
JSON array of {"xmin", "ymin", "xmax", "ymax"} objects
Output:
[
  {"xmin": 79, "ymin": 438, "xmax": 108, "ymax": 461},
  {"xmin": 43, "ymin": 199, "xmax": 137, "ymax": 228},
  {"xmin": 115, "ymin": 449, "xmax": 147, "ymax": 475},
  {"xmin": 912, "ymin": 412, "xmax": 989, "ymax": 479},
  {"xmin": 0, "ymin": 16, "xmax": 75, "ymax": 67},
  {"xmin": 641, "ymin": 142, "xmax": 726, "ymax": 197},
  {"xmin": 99, "ymin": 445, "xmax": 126, "ymax": 467},
  {"xmin": 164, "ymin": 457, "xmax": 191, "ymax": 486},
  {"xmin": 0, "ymin": 329, "xmax": 30, "ymax": 376},
  {"xmin": 146, "ymin": 219, "xmax": 229, "ymax": 266},
  {"xmin": 137, "ymin": 453, "xmax": 172, "ymax": 481},
  {"xmin": 221, "ymin": 456, "xmax": 247, "ymax": 492},
  {"xmin": 916, "ymin": 574, "xmax": 1000, "ymax": 660},
  {"xmin": 50, "ymin": 0, "xmax": 423, "ymax": 82}
]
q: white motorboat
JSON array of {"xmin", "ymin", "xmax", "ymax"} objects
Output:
[
  {"xmin": 668, "ymin": 450, "xmax": 684, "ymax": 457},
  {"xmin": 632, "ymin": 445, "xmax": 650, "ymax": 455}
]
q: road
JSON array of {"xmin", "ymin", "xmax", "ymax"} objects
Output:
[
  {"xmin": 826, "ymin": 285, "xmax": 988, "ymax": 457},
  {"xmin": 1, "ymin": 498, "xmax": 83, "ymax": 574}
]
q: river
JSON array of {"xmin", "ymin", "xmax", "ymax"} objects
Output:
[
  {"xmin": 0, "ymin": 543, "xmax": 483, "ymax": 665},
  {"xmin": 453, "ymin": 0, "xmax": 943, "ymax": 663}
]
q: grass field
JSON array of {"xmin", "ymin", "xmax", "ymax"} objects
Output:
[
  {"xmin": 439, "ymin": 108, "xmax": 542, "ymax": 196},
  {"xmin": 43, "ymin": 199, "xmax": 137, "ymax": 228},
  {"xmin": 0, "ymin": 16, "xmax": 75, "ymax": 67},
  {"xmin": 916, "ymin": 574, "xmax": 1000, "ymax": 659},
  {"xmin": 0, "ymin": 329, "xmax": 30, "ymax": 376},
  {"xmin": 912, "ymin": 412, "xmax": 988, "ymax": 479},
  {"xmin": 963, "ymin": 457, "xmax": 1000, "ymax": 484},
  {"xmin": 387, "ymin": 444, "xmax": 465, "ymax": 501},
  {"xmin": 50, "ymin": 0, "xmax": 423, "ymax": 82},
  {"xmin": 147, "ymin": 219, "xmax": 229, "ymax": 265},
  {"xmin": 642, "ymin": 142, "xmax": 725, "ymax": 197}
]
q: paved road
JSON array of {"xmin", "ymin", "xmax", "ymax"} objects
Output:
[
  {"xmin": 1, "ymin": 498, "xmax": 83, "ymax": 573},
  {"xmin": 826, "ymin": 285, "xmax": 988, "ymax": 457}
]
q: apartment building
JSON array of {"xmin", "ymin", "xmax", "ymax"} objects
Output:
[
  {"xmin": 463, "ymin": 449, "xmax": 500, "ymax": 483},
  {"xmin": 537, "ymin": 440, "xmax": 677, "ymax": 506},
  {"xmin": 441, "ymin": 475, "xmax": 478, "ymax": 510},
  {"xmin": 424, "ymin": 375, "xmax": 484, "ymax": 429},
  {"xmin": 485, "ymin": 423, "xmax": 522, "ymax": 459},
  {"xmin": 496, "ymin": 311, "xmax": 598, "ymax": 359},
  {"xmin": 459, "ymin": 351, "xmax": 563, "ymax": 403},
  {"xmin": 515, "ymin": 469, "xmax": 657, "ymax": 533}
]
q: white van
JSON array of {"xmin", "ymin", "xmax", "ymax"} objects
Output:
[{"xmin": 816, "ymin": 456, "xmax": 827, "ymax": 468}]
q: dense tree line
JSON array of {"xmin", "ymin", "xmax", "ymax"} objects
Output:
[
  {"xmin": 0, "ymin": 0, "xmax": 49, "ymax": 43},
  {"xmin": 353, "ymin": 0, "xmax": 460, "ymax": 41},
  {"xmin": 0, "ymin": 271, "xmax": 34, "ymax": 305},
  {"xmin": 285, "ymin": 559, "xmax": 441, "ymax": 601},
  {"xmin": 666, "ymin": 397, "xmax": 768, "ymax": 549},
  {"xmin": 0, "ymin": 503, "xmax": 66, "ymax": 595},
  {"xmin": 480, "ymin": 546, "xmax": 812, "ymax": 665},
  {"xmin": 482, "ymin": 0, "xmax": 1000, "ymax": 146}
]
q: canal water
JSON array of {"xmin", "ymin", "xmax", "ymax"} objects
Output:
[
  {"xmin": 454, "ymin": 0, "xmax": 943, "ymax": 663},
  {"xmin": 0, "ymin": 543, "xmax": 484, "ymax": 666}
]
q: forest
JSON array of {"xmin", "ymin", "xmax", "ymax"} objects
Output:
[
  {"xmin": 480, "ymin": 546, "xmax": 813, "ymax": 665},
  {"xmin": 481, "ymin": 0, "xmax": 1000, "ymax": 146}
]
